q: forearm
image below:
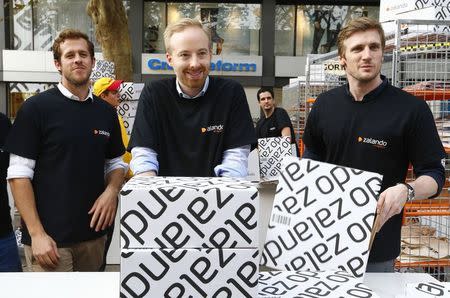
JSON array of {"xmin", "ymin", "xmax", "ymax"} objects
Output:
[
  {"xmin": 281, "ymin": 127, "xmax": 291, "ymax": 138},
  {"xmin": 9, "ymin": 178, "xmax": 45, "ymax": 237},
  {"xmin": 105, "ymin": 168, "xmax": 125, "ymax": 195},
  {"xmin": 408, "ymin": 175, "xmax": 438, "ymax": 200}
]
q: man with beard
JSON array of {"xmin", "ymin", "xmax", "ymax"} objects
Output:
[
  {"xmin": 5, "ymin": 29, "xmax": 126, "ymax": 271},
  {"xmin": 255, "ymin": 87, "xmax": 298, "ymax": 156},
  {"xmin": 303, "ymin": 17, "xmax": 446, "ymax": 272},
  {"xmin": 129, "ymin": 18, "xmax": 255, "ymax": 177}
]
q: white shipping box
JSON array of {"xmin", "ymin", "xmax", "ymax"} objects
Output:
[
  {"xmin": 258, "ymin": 137, "xmax": 293, "ymax": 182},
  {"xmin": 259, "ymin": 270, "xmax": 380, "ymax": 298},
  {"xmin": 121, "ymin": 248, "xmax": 259, "ymax": 298},
  {"xmin": 120, "ymin": 176, "xmax": 259, "ymax": 249},
  {"xmin": 399, "ymin": 281, "xmax": 450, "ymax": 298},
  {"xmin": 261, "ymin": 158, "xmax": 382, "ymax": 278}
]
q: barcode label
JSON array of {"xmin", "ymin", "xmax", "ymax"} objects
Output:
[{"xmin": 271, "ymin": 213, "xmax": 292, "ymax": 226}]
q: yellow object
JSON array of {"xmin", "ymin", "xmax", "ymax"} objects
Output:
[
  {"xmin": 93, "ymin": 77, "xmax": 123, "ymax": 96},
  {"xmin": 118, "ymin": 115, "xmax": 133, "ymax": 179}
]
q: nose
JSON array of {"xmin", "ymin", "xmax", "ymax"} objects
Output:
[
  {"xmin": 361, "ymin": 46, "xmax": 372, "ymax": 60},
  {"xmin": 189, "ymin": 54, "xmax": 201, "ymax": 68}
]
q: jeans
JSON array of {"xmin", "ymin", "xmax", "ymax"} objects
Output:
[{"xmin": 0, "ymin": 231, "xmax": 22, "ymax": 272}]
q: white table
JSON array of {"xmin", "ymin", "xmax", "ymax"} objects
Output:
[
  {"xmin": 364, "ymin": 272, "xmax": 438, "ymax": 298},
  {"xmin": 0, "ymin": 272, "xmax": 437, "ymax": 298}
]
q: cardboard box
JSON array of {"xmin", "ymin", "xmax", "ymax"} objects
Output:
[
  {"xmin": 121, "ymin": 248, "xmax": 259, "ymax": 298},
  {"xmin": 120, "ymin": 176, "xmax": 259, "ymax": 249},
  {"xmin": 258, "ymin": 270, "xmax": 380, "ymax": 298},
  {"xmin": 401, "ymin": 281, "xmax": 450, "ymax": 298},
  {"xmin": 261, "ymin": 158, "xmax": 382, "ymax": 278},
  {"xmin": 380, "ymin": 0, "xmax": 450, "ymax": 34},
  {"xmin": 258, "ymin": 137, "xmax": 293, "ymax": 182}
]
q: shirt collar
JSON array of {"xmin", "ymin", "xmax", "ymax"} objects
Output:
[
  {"xmin": 57, "ymin": 82, "xmax": 94, "ymax": 103},
  {"xmin": 344, "ymin": 75, "xmax": 388, "ymax": 102},
  {"xmin": 176, "ymin": 76, "xmax": 209, "ymax": 99}
]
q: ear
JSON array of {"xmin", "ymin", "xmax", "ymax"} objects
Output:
[
  {"xmin": 92, "ymin": 56, "xmax": 96, "ymax": 69},
  {"xmin": 166, "ymin": 52, "xmax": 173, "ymax": 67},
  {"xmin": 54, "ymin": 59, "xmax": 61, "ymax": 73},
  {"xmin": 339, "ymin": 55, "xmax": 346, "ymax": 68}
]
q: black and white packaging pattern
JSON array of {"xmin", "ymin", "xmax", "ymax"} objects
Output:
[
  {"xmin": 258, "ymin": 137, "xmax": 293, "ymax": 182},
  {"xmin": 258, "ymin": 270, "xmax": 380, "ymax": 298},
  {"xmin": 402, "ymin": 281, "xmax": 450, "ymax": 297},
  {"xmin": 120, "ymin": 176, "xmax": 259, "ymax": 249},
  {"xmin": 90, "ymin": 59, "xmax": 115, "ymax": 81},
  {"xmin": 117, "ymin": 82, "xmax": 139, "ymax": 136},
  {"xmin": 261, "ymin": 157, "xmax": 382, "ymax": 278},
  {"xmin": 120, "ymin": 248, "xmax": 260, "ymax": 298}
]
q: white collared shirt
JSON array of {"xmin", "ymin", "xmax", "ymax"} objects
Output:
[
  {"xmin": 57, "ymin": 82, "xmax": 94, "ymax": 102},
  {"xmin": 176, "ymin": 76, "xmax": 209, "ymax": 99}
]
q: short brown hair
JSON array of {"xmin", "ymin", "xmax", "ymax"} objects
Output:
[
  {"xmin": 163, "ymin": 18, "xmax": 212, "ymax": 53},
  {"xmin": 337, "ymin": 17, "xmax": 385, "ymax": 58},
  {"xmin": 52, "ymin": 29, "xmax": 95, "ymax": 62}
]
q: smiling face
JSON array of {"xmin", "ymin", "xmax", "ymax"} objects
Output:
[
  {"xmin": 166, "ymin": 26, "xmax": 212, "ymax": 97},
  {"xmin": 54, "ymin": 38, "xmax": 94, "ymax": 89},
  {"xmin": 339, "ymin": 29, "xmax": 383, "ymax": 86}
]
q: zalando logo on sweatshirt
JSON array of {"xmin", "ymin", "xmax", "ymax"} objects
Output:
[
  {"xmin": 201, "ymin": 124, "xmax": 224, "ymax": 134},
  {"xmin": 357, "ymin": 136, "xmax": 387, "ymax": 149},
  {"xmin": 94, "ymin": 129, "xmax": 110, "ymax": 138}
]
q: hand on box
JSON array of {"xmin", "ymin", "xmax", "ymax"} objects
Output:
[
  {"xmin": 88, "ymin": 188, "xmax": 118, "ymax": 232},
  {"xmin": 31, "ymin": 232, "xmax": 60, "ymax": 269},
  {"xmin": 376, "ymin": 184, "xmax": 408, "ymax": 232}
]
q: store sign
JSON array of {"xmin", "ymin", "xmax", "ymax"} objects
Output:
[{"xmin": 142, "ymin": 54, "xmax": 262, "ymax": 76}]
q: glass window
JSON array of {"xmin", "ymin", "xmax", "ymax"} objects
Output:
[
  {"xmin": 274, "ymin": 5, "xmax": 295, "ymax": 56},
  {"xmin": 8, "ymin": 83, "xmax": 56, "ymax": 119},
  {"xmin": 296, "ymin": 5, "xmax": 379, "ymax": 56},
  {"xmin": 166, "ymin": 3, "xmax": 261, "ymax": 55},
  {"xmin": 143, "ymin": 1, "xmax": 166, "ymax": 53},
  {"xmin": 12, "ymin": 0, "xmax": 101, "ymax": 51}
]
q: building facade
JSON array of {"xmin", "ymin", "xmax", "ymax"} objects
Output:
[{"xmin": 0, "ymin": 0, "xmax": 380, "ymax": 120}]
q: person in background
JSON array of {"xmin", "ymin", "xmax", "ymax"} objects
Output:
[
  {"xmin": 5, "ymin": 29, "xmax": 126, "ymax": 272},
  {"xmin": 93, "ymin": 77, "xmax": 132, "ymax": 271},
  {"xmin": 0, "ymin": 112, "xmax": 21, "ymax": 272},
  {"xmin": 129, "ymin": 18, "xmax": 255, "ymax": 177},
  {"xmin": 255, "ymin": 87, "xmax": 298, "ymax": 156},
  {"xmin": 302, "ymin": 17, "xmax": 446, "ymax": 272},
  {"xmin": 93, "ymin": 77, "xmax": 132, "ymax": 179}
]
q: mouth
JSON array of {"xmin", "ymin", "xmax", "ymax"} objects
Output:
[
  {"xmin": 186, "ymin": 70, "xmax": 204, "ymax": 80},
  {"xmin": 360, "ymin": 65, "xmax": 373, "ymax": 70}
]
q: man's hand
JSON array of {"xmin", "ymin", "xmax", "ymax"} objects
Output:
[
  {"xmin": 31, "ymin": 232, "xmax": 60, "ymax": 270},
  {"xmin": 88, "ymin": 187, "xmax": 118, "ymax": 232},
  {"xmin": 376, "ymin": 184, "xmax": 408, "ymax": 232}
]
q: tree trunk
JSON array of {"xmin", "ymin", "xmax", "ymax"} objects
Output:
[{"xmin": 87, "ymin": 0, "xmax": 133, "ymax": 81}]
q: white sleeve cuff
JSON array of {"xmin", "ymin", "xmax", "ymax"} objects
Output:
[
  {"xmin": 105, "ymin": 156, "xmax": 128, "ymax": 176},
  {"xmin": 130, "ymin": 147, "xmax": 159, "ymax": 175},
  {"xmin": 7, "ymin": 154, "xmax": 35, "ymax": 179}
]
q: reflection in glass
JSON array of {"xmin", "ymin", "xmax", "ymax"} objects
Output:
[
  {"xmin": 274, "ymin": 5, "xmax": 295, "ymax": 56},
  {"xmin": 143, "ymin": 2, "xmax": 166, "ymax": 53},
  {"xmin": 167, "ymin": 3, "xmax": 261, "ymax": 55},
  {"xmin": 12, "ymin": 0, "xmax": 100, "ymax": 51},
  {"xmin": 8, "ymin": 83, "xmax": 56, "ymax": 119},
  {"xmin": 294, "ymin": 5, "xmax": 379, "ymax": 56}
]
